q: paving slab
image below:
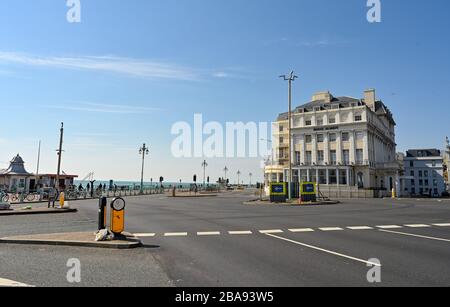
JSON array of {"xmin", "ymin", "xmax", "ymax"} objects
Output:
[{"xmin": 0, "ymin": 231, "xmax": 142, "ymax": 249}]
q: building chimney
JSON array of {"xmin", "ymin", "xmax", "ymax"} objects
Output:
[
  {"xmin": 364, "ymin": 89, "xmax": 376, "ymax": 111},
  {"xmin": 312, "ymin": 91, "xmax": 333, "ymax": 103}
]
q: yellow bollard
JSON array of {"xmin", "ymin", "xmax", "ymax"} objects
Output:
[
  {"xmin": 391, "ymin": 188, "xmax": 396, "ymax": 199},
  {"xmin": 59, "ymin": 192, "xmax": 65, "ymax": 208}
]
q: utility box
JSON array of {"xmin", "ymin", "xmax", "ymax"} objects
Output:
[
  {"xmin": 300, "ymin": 182, "xmax": 317, "ymax": 202},
  {"xmin": 270, "ymin": 182, "xmax": 287, "ymax": 203}
]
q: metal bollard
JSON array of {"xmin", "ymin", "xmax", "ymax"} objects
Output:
[
  {"xmin": 98, "ymin": 197, "xmax": 107, "ymax": 230},
  {"xmin": 110, "ymin": 197, "xmax": 126, "ymax": 235}
]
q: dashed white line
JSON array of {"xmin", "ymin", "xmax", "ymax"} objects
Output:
[
  {"xmin": 289, "ymin": 228, "xmax": 315, "ymax": 233},
  {"xmin": 0, "ymin": 278, "xmax": 34, "ymax": 287},
  {"xmin": 229, "ymin": 231, "xmax": 253, "ymax": 235},
  {"xmin": 164, "ymin": 232, "xmax": 188, "ymax": 237},
  {"xmin": 134, "ymin": 233, "xmax": 156, "ymax": 238},
  {"xmin": 347, "ymin": 226, "xmax": 374, "ymax": 230},
  {"xmin": 404, "ymin": 224, "xmax": 431, "ymax": 228},
  {"xmin": 259, "ymin": 229, "xmax": 284, "ymax": 234},
  {"xmin": 433, "ymin": 223, "xmax": 450, "ymax": 227},
  {"xmin": 265, "ymin": 233, "xmax": 381, "ymax": 267},
  {"xmin": 197, "ymin": 231, "xmax": 221, "ymax": 236},
  {"xmin": 319, "ymin": 227, "xmax": 344, "ymax": 232},
  {"xmin": 376, "ymin": 225, "xmax": 403, "ymax": 229},
  {"xmin": 379, "ymin": 229, "xmax": 450, "ymax": 242}
]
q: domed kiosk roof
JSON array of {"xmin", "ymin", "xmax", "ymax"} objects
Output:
[{"xmin": 0, "ymin": 154, "xmax": 32, "ymax": 176}]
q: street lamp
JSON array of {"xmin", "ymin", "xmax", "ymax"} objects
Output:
[
  {"xmin": 249, "ymin": 173, "xmax": 253, "ymax": 186},
  {"xmin": 202, "ymin": 160, "xmax": 208, "ymax": 187},
  {"xmin": 280, "ymin": 71, "xmax": 298, "ymax": 200},
  {"xmin": 139, "ymin": 143, "xmax": 149, "ymax": 194},
  {"xmin": 237, "ymin": 170, "xmax": 241, "ymax": 186}
]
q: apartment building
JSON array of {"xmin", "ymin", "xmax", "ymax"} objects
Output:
[
  {"xmin": 403, "ymin": 149, "xmax": 446, "ymax": 197},
  {"xmin": 265, "ymin": 89, "xmax": 399, "ymax": 198}
]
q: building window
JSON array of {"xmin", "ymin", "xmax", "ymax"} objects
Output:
[
  {"xmin": 411, "ymin": 179, "xmax": 415, "ymax": 186},
  {"xmin": 419, "ymin": 171, "xmax": 423, "ymax": 177},
  {"xmin": 433, "ymin": 179, "xmax": 438, "ymax": 187},
  {"xmin": 318, "ymin": 170, "xmax": 327, "ymax": 184},
  {"xmin": 424, "ymin": 170, "xmax": 429, "ymax": 177},
  {"xmin": 317, "ymin": 134, "xmax": 324, "ymax": 143},
  {"xmin": 328, "ymin": 117, "xmax": 336, "ymax": 124},
  {"xmin": 329, "ymin": 170, "xmax": 337, "ymax": 184},
  {"xmin": 342, "ymin": 132, "xmax": 350, "ymax": 142},
  {"xmin": 279, "ymin": 126, "xmax": 284, "ymax": 132},
  {"xmin": 356, "ymin": 149, "xmax": 364, "ymax": 164},
  {"xmin": 329, "ymin": 150, "xmax": 337, "ymax": 165},
  {"xmin": 419, "ymin": 180, "xmax": 423, "ymax": 186},
  {"xmin": 355, "ymin": 115, "xmax": 363, "ymax": 121},
  {"xmin": 410, "ymin": 161, "xmax": 414, "ymax": 167},
  {"xmin": 343, "ymin": 150, "xmax": 350, "ymax": 165},
  {"xmin": 295, "ymin": 151, "xmax": 301, "ymax": 165},
  {"xmin": 305, "ymin": 151, "xmax": 312, "ymax": 165},
  {"xmin": 317, "ymin": 151, "xmax": 324, "ymax": 164},
  {"xmin": 316, "ymin": 119, "xmax": 323, "ymax": 126},
  {"xmin": 305, "ymin": 135, "xmax": 312, "ymax": 143},
  {"xmin": 339, "ymin": 170, "xmax": 347, "ymax": 185},
  {"xmin": 279, "ymin": 137, "xmax": 284, "ymax": 144},
  {"xmin": 329, "ymin": 133, "xmax": 337, "ymax": 142},
  {"xmin": 410, "ymin": 170, "xmax": 414, "ymax": 177},
  {"xmin": 305, "ymin": 120, "xmax": 312, "ymax": 126}
]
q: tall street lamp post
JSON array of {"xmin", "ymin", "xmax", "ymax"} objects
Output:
[
  {"xmin": 139, "ymin": 143, "xmax": 149, "ymax": 194},
  {"xmin": 280, "ymin": 71, "xmax": 298, "ymax": 200},
  {"xmin": 202, "ymin": 160, "xmax": 208, "ymax": 187}
]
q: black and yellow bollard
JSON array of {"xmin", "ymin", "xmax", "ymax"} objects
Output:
[
  {"xmin": 98, "ymin": 197, "xmax": 107, "ymax": 231},
  {"xmin": 110, "ymin": 197, "xmax": 126, "ymax": 235}
]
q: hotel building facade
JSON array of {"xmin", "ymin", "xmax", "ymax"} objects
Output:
[{"xmin": 265, "ymin": 89, "xmax": 400, "ymax": 198}]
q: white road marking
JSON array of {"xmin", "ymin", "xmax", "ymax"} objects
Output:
[
  {"xmin": 404, "ymin": 224, "xmax": 431, "ymax": 228},
  {"xmin": 265, "ymin": 233, "xmax": 381, "ymax": 267},
  {"xmin": 289, "ymin": 228, "xmax": 315, "ymax": 233},
  {"xmin": 433, "ymin": 223, "xmax": 450, "ymax": 227},
  {"xmin": 164, "ymin": 232, "xmax": 188, "ymax": 237},
  {"xmin": 229, "ymin": 231, "xmax": 253, "ymax": 235},
  {"xmin": 134, "ymin": 233, "xmax": 156, "ymax": 238},
  {"xmin": 0, "ymin": 278, "xmax": 34, "ymax": 287},
  {"xmin": 376, "ymin": 225, "xmax": 403, "ymax": 229},
  {"xmin": 379, "ymin": 229, "xmax": 450, "ymax": 242},
  {"xmin": 347, "ymin": 226, "xmax": 374, "ymax": 230},
  {"xmin": 259, "ymin": 229, "xmax": 284, "ymax": 234},
  {"xmin": 319, "ymin": 227, "xmax": 344, "ymax": 231},
  {"xmin": 197, "ymin": 231, "xmax": 221, "ymax": 236}
]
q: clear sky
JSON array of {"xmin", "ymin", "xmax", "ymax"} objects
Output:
[{"xmin": 0, "ymin": 0, "xmax": 449, "ymax": 183}]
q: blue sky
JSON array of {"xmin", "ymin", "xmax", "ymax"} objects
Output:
[{"xmin": 0, "ymin": 0, "xmax": 449, "ymax": 182}]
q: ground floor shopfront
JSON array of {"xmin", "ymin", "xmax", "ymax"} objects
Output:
[{"xmin": 264, "ymin": 165, "xmax": 400, "ymax": 198}]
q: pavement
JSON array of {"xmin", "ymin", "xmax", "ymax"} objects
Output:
[{"xmin": 0, "ymin": 191, "xmax": 449, "ymax": 287}]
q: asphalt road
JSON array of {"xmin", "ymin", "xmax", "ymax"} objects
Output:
[{"xmin": 1, "ymin": 191, "xmax": 449, "ymax": 287}]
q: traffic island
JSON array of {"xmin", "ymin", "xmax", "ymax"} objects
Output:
[
  {"xmin": 0, "ymin": 231, "xmax": 142, "ymax": 249},
  {"xmin": 244, "ymin": 199, "xmax": 340, "ymax": 206},
  {"xmin": 170, "ymin": 192, "xmax": 219, "ymax": 198},
  {"xmin": 0, "ymin": 207, "xmax": 77, "ymax": 216}
]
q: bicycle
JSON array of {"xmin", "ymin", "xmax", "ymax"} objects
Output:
[{"xmin": 0, "ymin": 191, "xmax": 9, "ymax": 203}]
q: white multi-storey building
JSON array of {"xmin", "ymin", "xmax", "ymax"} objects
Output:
[
  {"xmin": 403, "ymin": 149, "xmax": 446, "ymax": 197},
  {"xmin": 265, "ymin": 89, "xmax": 399, "ymax": 198}
]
